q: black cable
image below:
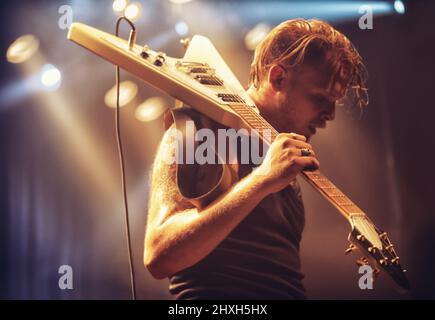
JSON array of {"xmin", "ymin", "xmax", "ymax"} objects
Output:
[{"xmin": 115, "ymin": 16, "xmax": 137, "ymax": 300}]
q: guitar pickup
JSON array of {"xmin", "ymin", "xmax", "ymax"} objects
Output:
[
  {"xmin": 217, "ymin": 93, "xmax": 245, "ymax": 103},
  {"xmin": 195, "ymin": 75, "xmax": 223, "ymax": 86},
  {"xmin": 189, "ymin": 67, "xmax": 210, "ymax": 73}
]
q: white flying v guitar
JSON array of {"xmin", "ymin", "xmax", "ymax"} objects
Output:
[{"xmin": 67, "ymin": 22, "xmax": 410, "ymax": 293}]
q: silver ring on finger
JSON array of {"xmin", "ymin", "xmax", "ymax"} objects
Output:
[{"xmin": 301, "ymin": 148, "xmax": 312, "ymax": 157}]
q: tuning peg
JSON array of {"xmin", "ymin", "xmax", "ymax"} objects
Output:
[
  {"xmin": 391, "ymin": 257, "xmax": 400, "ymax": 265},
  {"xmin": 379, "ymin": 258, "xmax": 389, "ymax": 266},
  {"xmin": 344, "ymin": 244, "xmax": 356, "ymax": 255},
  {"xmin": 356, "ymin": 257, "xmax": 370, "ymax": 266},
  {"xmin": 356, "ymin": 235, "xmax": 365, "ymax": 242},
  {"xmin": 368, "ymin": 246, "xmax": 377, "ymax": 253},
  {"xmin": 379, "ymin": 232, "xmax": 388, "ymax": 240}
]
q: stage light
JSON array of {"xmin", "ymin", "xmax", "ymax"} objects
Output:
[
  {"xmin": 175, "ymin": 21, "xmax": 189, "ymax": 36},
  {"xmin": 104, "ymin": 80, "xmax": 138, "ymax": 108},
  {"xmin": 40, "ymin": 64, "xmax": 61, "ymax": 90},
  {"xmin": 169, "ymin": 0, "xmax": 194, "ymax": 4},
  {"xmin": 124, "ymin": 2, "xmax": 142, "ymax": 21},
  {"xmin": 6, "ymin": 34, "xmax": 39, "ymax": 64},
  {"xmin": 112, "ymin": 0, "xmax": 128, "ymax": 13},
  {"xmin": 394, "ymin": 0, "xmax": 405, "ymax": 14},
  {"xmin": 230, "ymin": 2, "xmax": 393, "ymax": 24},
  {"xmin": 244, "ymin": 23, "xmax": 270, "ymax": 51},
  {"xmin": 135, "ymin": 97, "xmax": 167, "ymax": 122}
]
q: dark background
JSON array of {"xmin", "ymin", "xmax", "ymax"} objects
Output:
[{"xmin": 0, "ymin": 0, "xmax": 434, "ymax": 299}]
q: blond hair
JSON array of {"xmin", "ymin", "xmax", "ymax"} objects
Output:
[{"xmin": 249, "ymin": 19, "xmax": 368, "ymax": 109}]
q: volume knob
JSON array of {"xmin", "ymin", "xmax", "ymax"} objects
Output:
[
  {"xmin": 154, "ymin": 52, "xmax": 166, "ymax": 66},
  {"xmin": 140, "ymin": 45, "xmax": 150, "ymax": 59}
]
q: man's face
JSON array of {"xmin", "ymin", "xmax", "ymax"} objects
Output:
[{"xmin": 272, "ymin": 64, "xmax": 346, "ymax": 140}]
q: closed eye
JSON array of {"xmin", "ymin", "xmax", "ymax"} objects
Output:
[{"xmin": 311, "ymin": 94, "xmax": 330, "ymax": 106}]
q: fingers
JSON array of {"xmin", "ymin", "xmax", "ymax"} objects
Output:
[
  {"xmin": 287, "ymin": 147, "xmax": 316, "ymax": 158},
  {"xmin": 289, "ymin": 132, "xmax": 307, "ymax": 142},
  {"xmin": 277, "ymin": 132, "xmax": 306, "ymax": 142},
  {"xmin": 276, "ymin": 133, "xmax": 320, "ymax": 172},
  {"xmin": 276, "ymin": 133, "xmax": 311, "ymax": 149},
  {"xmin": 300, "ymin": 148, "xmax": 315, "ymax": 157},
  {"xmin": 293, "ymin": 156, "xmax": 320, "ymax": 171}
]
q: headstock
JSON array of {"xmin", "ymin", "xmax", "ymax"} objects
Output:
[{"xmin": 346, "ymin": 214, "xmax": 410, "ymax": 293}]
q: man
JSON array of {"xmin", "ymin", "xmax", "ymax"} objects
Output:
[{"xmin": 144, "ymin": 19, "xmax": 367, "ymax": 299}]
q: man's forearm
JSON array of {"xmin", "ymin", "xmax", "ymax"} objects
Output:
[{"xmin": 145, "ymin": 170, "xmax": 270, "ymax": 278}]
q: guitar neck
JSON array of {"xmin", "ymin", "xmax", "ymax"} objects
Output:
[{"xmin": 230, "ymin": 103, "xmax": 364, "ymax": 222}]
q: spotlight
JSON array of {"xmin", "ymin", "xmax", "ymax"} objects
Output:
[
  {"xmin": 124, "ymin": 2, "xmax": 142, "ymax": 22},
  {"xmin": 244, "ymin": 23, "xmax": 271, "ymax": 51},
  {"xmin": 135, "ymin": 97, "xmax": 167, "ymax": 122},
  {"xmin": 104, "ymin": 80, "xmax": 138, "ymax": 108},
  {"xmin": 175, "ymin": 21, "xmax": 189, "ymax": 36},
  {"xmin": 40, "ymin": 64, "xmax": 61, "ymax": 90},
  {"xmin": 113, "ymin": 0, "xmax": 128, "ymax": 13},
  {"xmin": 394, "ymin": 0, "xmax": 405, "ymax": 14},
  {"xmin": 6, "ymin": 34, "xmax": 39, "ymax": 64},
  {"xmin": 169, "ymin": 0, "xmax": 194, "ymax": 4}
]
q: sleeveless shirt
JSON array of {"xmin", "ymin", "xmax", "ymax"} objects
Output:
[{"xmin": 167, "ymin": 107, "xmax": 306, "ymax": 299}]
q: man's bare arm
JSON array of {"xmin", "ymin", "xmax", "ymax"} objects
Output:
[{"xmin": 144, "ymin": 127, "xmax": 318, "ymax": 279}]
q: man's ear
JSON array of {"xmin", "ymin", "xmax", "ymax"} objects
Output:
[{"xmin": 268, "ymin": 64, "xmax": 288, "ymax": 92}]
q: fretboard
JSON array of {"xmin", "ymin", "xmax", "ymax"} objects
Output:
[{"xmin": 229, "ymin": 102, "xmax": 363, "ymax": 220}]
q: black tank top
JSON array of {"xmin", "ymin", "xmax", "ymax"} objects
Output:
[
  {"xmin": 166, "ymin": 106, "xmax": 306, "ymax": 299},
  {"xmin": 169, "ymin": 161, "xmax": 307, "ymax": 300}
]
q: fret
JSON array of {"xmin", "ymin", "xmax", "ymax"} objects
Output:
[
  {"xmin": 324, "ymin": 189, "xmax": 345, "ymax": 197},
  {"xmin": 251, "ymin": 123, "xmax": 270, "ymax": 129},
  {"xmin": 330, "ymin": 196, "xmax": 354, "ymax": 206},
  {"xmin": 318, "ymin": 186, "xmax": 335, "ymax": 190},
  {"xmin": 307, "ymin": 174, "xmax": 322, "ymax": 180},
  {"xmin": 247, "ymin": 121, "xmax": 275, "ymax": 132},
  {"xmin": 313, "ymin": 180, "xmax": 335, "ymax": 189},
  {"xmin": 241, "ymin": 114, "xmax": 268, "ymax": 124},
  {"xmin": 241, "ymin": 115, "xmax": 260, "ymax": 121},
  {"xmin": 230, "ymin": 105, "xmax": 271, "ymax": 126},
  {"xmin": 341, "ymin": 208, "xmax": 363, "ymax": 215},
  {"xmin": 330, "ymin": 194, "xmax": 349, "ymax": 199}
]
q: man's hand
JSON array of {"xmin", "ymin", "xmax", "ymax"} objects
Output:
[{"xmin": 254, "ymin": 132, "xmax": 320, "ymax": 194}]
